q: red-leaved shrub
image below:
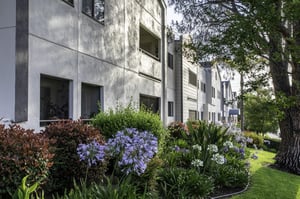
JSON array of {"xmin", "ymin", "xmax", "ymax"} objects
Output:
[
  {"xmin": 0, "ymin": 124, "xmax": 54, "ymax": 195},
  {"xmin": 43, "ymin": 120, "xmax": 107, "ymax": 194}
]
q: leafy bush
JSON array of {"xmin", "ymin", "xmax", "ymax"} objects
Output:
[
  {"xmin": 53, "ymin": 176, "xmax": 152, "ymax": 199},
  {"xmin": 92, "ymin": 105, "xmax": 167, "ymax": 153},
  {"xmin": 210, "ymin": 164, "xmax": 249, "ymax": 188},
  {"xmin": 43, "ymin": 120, "xmax": 107, "ymax": 194},
  {"xmin": 167, "ymin": 121, "xmax": 188, "ymax": 139},
  {"xmin": 157, "ymin": 167, "xmax": 214, "ymax": 198},
  {"xmin": 0, "ymin": 124, "xmax": 54, "ymax": 196},
  {"xmin": 186, "ymin": 121, "xmax": 231, "ymax": 150},
  {"xmin": 244, "ymin": 131, "xmax": 264, "ymax": 148},
  {"xmin": 263, "ymin": 137, "xmax": 281, "ymax": 152}
]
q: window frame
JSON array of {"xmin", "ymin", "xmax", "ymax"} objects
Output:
[
  {"xmin": 81, "ymin": 83, "xmax": 103, "ymax": 120},
  {"xmin": 40, "ymin": 75, "xmax": 70, "ymax": 126},
  {"xmin": 188, "ymin": 70, "xmax": 197, "ymax": 87},
  {"xmin": 168, "ymin": 101, "xmax": 174, "ymax": 117},
  {"xmin": 62, "ymin": 0, "xmax": 74, "ymax": 6},
  {"xmin": 168, "ymin": 53, "xmax": 174, "ymax": 69},
  {"xmin": 82, "ymin": 0, "xmax": 105, "ymax": 24},
  {"xmin": 139, "ymin": 25, "xmax": 161, "ymax": 61}
]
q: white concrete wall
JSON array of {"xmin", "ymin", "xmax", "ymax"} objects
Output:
[{"xmin": 0, "ymin": 0, "xmax": 16, "ymax": 121}]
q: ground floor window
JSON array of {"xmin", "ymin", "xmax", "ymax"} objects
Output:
[
  {"xmin": 81, "ymin": 83, "xmax": 102, "ymax": 119},
  {"xmin": 168, "ymin": 101, "xmax": 174, "ymax": 116},
  {"xmin": 140, "ymin": 94, "xmax": 160, "ymax": 114},
  {"xmin": 188, "ymin": 110, "xmax": 198, "ymax": 121},
  {"xmin": 40, "ymin": 75, "xmax": 69, "ymax": 126}
]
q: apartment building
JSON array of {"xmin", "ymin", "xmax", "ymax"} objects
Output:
[
  {"xmin": 167, "ymin": 36, "xmax": 227, "ymax": 124},
  {"xmin": 0, "ymin": 0, "xmax": 167, "ymax": 130}
]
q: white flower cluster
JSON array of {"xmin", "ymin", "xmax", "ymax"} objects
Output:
[
  {"xmin": 211, "ymin": 153, "xmax": 226, "ymax": 165},
  {"xmin": 191, "ymin": 159, "xmax": 204, "ymax": 167},
  {"xmin": 223, "ymin": 141, "xmax": 234, "ymax": 148},
  {"xmin": 192, "ymin": 144, "xmax": 202, "ymax": 151},
  {"xmin": 207, "ymin": 144, "xmax": 218, "ymax": 153}
]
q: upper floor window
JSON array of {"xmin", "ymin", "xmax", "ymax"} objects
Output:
[
  {"xmin": 82, "ymin": 0, "xmax": 105, "ymax": 24},
  {"xmin": 168, "ymin": 53, "xmax": 174, "ymax": 69},
  {"xmin": 168, "ymin": 101, "xmax": 174, "ymax": 116},
  {"xmin": 139, "ymin": 26, "xmax": 160, "ymax": 61},
  {"xmin": 62, "ymin": 0, "xmax": 74, "ymax": 6},
  {"xmin": 212, "ymin": 87, "xmax": 216, "ymax": 98},
  {"xmin": 201, "ymin": 82, "xmax": 206, "ymax": 93},
  {"xmin": 189, "ymin": 70, "xmax": 197, "ymax": 87}
]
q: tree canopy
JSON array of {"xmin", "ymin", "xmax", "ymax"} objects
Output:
[{"xmin": 244, "ymin": 89, "xmax": 281, "ymax": 135}]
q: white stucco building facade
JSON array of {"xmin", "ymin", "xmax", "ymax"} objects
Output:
[{"xmin": 0, "ymin": 0, "xmax": 167, "ymax": 130}]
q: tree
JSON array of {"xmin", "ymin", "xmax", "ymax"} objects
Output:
[
  {"xmin": 244, "ymin": 89, "xmax": 280, "ymax": 135},
  {"xmin": 169, "ymin": 0, "xmax": 300, "ymax": 174}
]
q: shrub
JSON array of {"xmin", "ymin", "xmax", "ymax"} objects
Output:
[
  {"xmin": 157, "ymin": 167, "xmax": 214, "ymax": 198},
  {"xmin": 43, "ymin": 120, "xmax": 107, "ymax": 194},
  {"xmin": 210, "ymin": 164, "xmax": 249, "ymax": 188},
  {"xmin": 263, "ymin": 137, "xmax": 281, "ymax": 152},
  {"xmin": 0, "ymin": 124, "xmax": 54, "ymax": 196},
  {"xmin": 92, "ymin": 105, "xmax": 167, "ymax": 153},
  {"xmin": 167, "ymin": 121, "xmax": 188, "ymax": 139},
  {"xmin": 243, "ymin": 131, "xmax": 264, "ymax": 148}
]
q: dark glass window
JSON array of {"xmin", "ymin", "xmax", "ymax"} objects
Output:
[
  {"xmin": 140, "ymin": 95, "xmax": 160, "ymax": 114},
  {"xmin": 62, "ymin": 0, "xmax": 74, "ymax": 6},
  {"xmin": 40, "ymin": 75, "xmax": 69, "ymax": 126},
  {"xmin": 81, "ymin": 83, "xmax": 102, "ymax": 119},
  {"xmin": 82, "ymin": 0, "xmax": 105, "ymax": 23},
  {"xmin": 212, "ymin": 87, "xmax": 216, "ymax": 98},
  {"xmin": 189, "ymin": 70, "xmax": 197, "ymax": 87},
  {"xmin": 201, "ymin": 82, "xmax": 206, "ymax": 92},
  {"xmin": 168, "ymin": 101, "xmax": 174, "ymax": 116},
  {"xmin": 168, "ymin": 53, "xmax": 174, "ymax": 69},
  {"xmin": 139, "ymin": 26, "xmax": 160, "ymax": 61},
  {"xmin": 188, "ymin": 110, "xmax": 198, "ymax": 121}
]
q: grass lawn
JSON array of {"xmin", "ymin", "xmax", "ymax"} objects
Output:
[{"xmin": 232, "ymin": 149, "xmax": 300, "ymax": 199}]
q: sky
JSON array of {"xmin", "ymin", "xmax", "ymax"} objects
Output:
[{"xmin": 166, "ymin": 6, "xmax": 241, "ymax": 94}]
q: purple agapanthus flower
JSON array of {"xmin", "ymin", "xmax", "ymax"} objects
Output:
[
  {"xmin": 106, "ymin": 128, "xmax": 158, "ymax": 176},
  {"xmin": 77, "ymin": 140, "xmax": 106, "ymax": 167}
]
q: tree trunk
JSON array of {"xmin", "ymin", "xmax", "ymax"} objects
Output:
[
  {"xmin": 269, "ymin": 26, "xmax": 300, "ymax": 174},
  {"xmin": 275, "ymin": 106, "xmax": 300, "ymax": 174}
]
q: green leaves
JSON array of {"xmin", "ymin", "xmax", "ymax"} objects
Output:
[{"xmin": 12, "ymin": 175, "xmax": 42, "ymax": 199}]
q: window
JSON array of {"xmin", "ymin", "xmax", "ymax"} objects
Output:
[
  {"xmin": 201, "ymin": 111, "xmax": 204, "ymax": 120},
  {"xmin": 217, "ymin": 90, "xmax": 221, "ymax": 99},
  {"xmin": 140, "ymin": 94, "xmax": 160, "ymax": 114},
  {"xmin": 62, "ymin": 0, "xmax": 74, "ymax": 6},
  {"xmin": 81, "ymin": 83, "xmax": 102, "ymax": 119},
  {"xmin": 189, "ymin": 70, "xmax": 197, "ymax": 87},
  {"xmin": 82, "ymin": 0, "xmax": 105, "ymax": 23},
  {"xmin": 188, "ymin": 110, "xmax": 198, "ymax": 121},
  {"xmin": 168, "ymin": 101, "xmax": 174, "ymax": 116},
  {"xmin": 212, "ymin": 87, "xmax": 215, "ymax": 98},
  {"xmin": 218, "ymin": 113, "xmax": 221, "ymax": 121},
  {"xmin": 139, "ymin": 26, "xmax": 160, "ymax": 61},
  {"xmin": 201, "ymin": 82, "xmax": 206, "ymax": 92},
  {"xmin": 168, "ymin": 53, "xmax": 174, "ymax": 69},
  {"xmin": 40, "ymin": 75, "xmax": 69, "ymax": 126}
]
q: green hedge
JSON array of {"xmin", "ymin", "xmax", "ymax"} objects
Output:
[
  {"xmin": 243, "ymin": 131, "xmax": 264, "ymax": 148},
  {"xmin": 263, "ymin": 137, "xmax": 281, "ymax": 152},
  {"xmin": 92, "ymin": 105, "xmax": 167, "ymax": 153}
]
